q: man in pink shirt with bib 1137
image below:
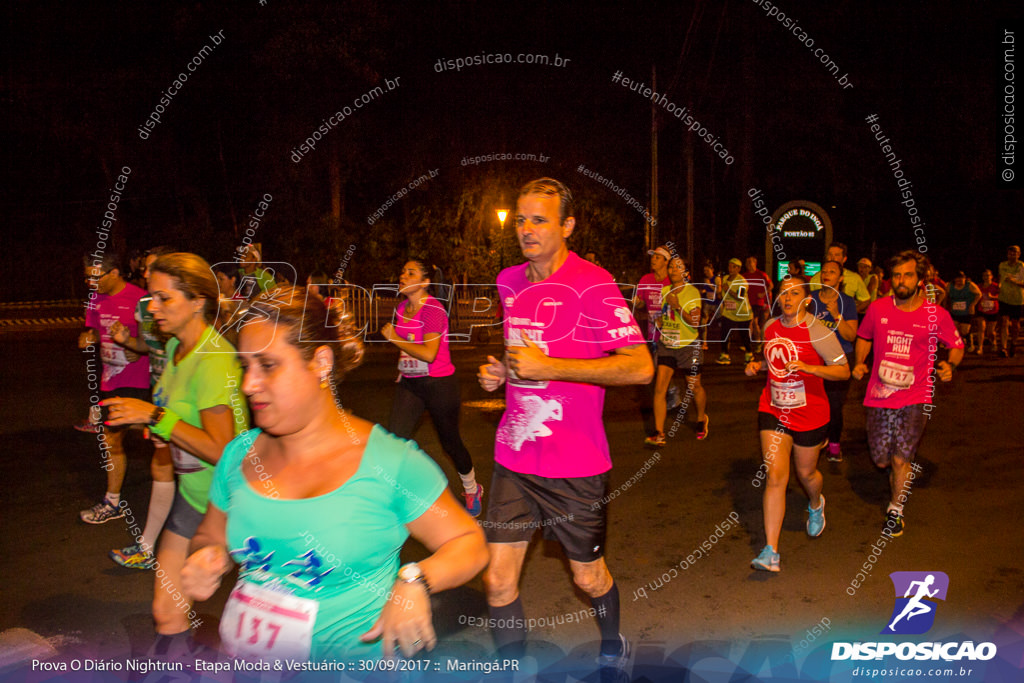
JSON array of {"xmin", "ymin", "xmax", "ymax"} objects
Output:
[{"xmin": 853, "ymin": 250, "xmax": 964, "ymax": 538}]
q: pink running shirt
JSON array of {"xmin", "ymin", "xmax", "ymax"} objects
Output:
[
  {"xmin": 495, "ymin": 252, "xmax": 645, "ymax": 478},
  {"xmin": 858, "ymin": 296, "xmax": 963, "ymax": 408},
  {"xmin": 393, "ymin": 295, "xmax": 455, "ymax": 378},
  {"xmin": 85, "ymin": 282, "xmax": 150, "ymax": 391},
  {"xmin": 636, "ymin": 273, "xmax": 669, "ymax": 342}
]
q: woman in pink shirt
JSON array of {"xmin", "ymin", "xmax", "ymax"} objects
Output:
[{"xmin": 381, "ymin": 260, "xmax": 482, "ymax": 515}]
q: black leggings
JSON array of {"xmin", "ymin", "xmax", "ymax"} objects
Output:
[
  {"xmin": 717, "ymin": 317, "xmax": 752, "ymax": 354},
  {"xmin": 388, "ymin": 374, "xmax": 474, "ymax": 475}
]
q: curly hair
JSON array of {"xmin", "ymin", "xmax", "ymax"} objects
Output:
[
  {"xmin": 241, "ymin": 286, "xmax": 364, "ymax": 384},
  {"xmin": 888, "ymin": 250, "xmax": 929, "ymax": 281}
]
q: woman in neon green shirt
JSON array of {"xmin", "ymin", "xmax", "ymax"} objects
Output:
[
  {"xmin": 103, "ymin": 252, "xmax": 248, "ymax": 658},
  {"xmin": 182, "ymin": 287, "xmax": 488, "ymax": 661}
]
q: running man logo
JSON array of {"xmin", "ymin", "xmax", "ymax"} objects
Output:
[
  {"xmin": 764, "ymin": 336, "xmax": 799, "ymax": 377},
  {"xmin": 882, "ymin": 571, "xmax": 949, "ymax": 635}
]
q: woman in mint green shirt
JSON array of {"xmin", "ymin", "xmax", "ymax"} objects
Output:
[
  {"xmin": 181, "ymin": 287, "xmax": 488, "ymax": 661},
  {"xmin": 102, "ymin": 252, "xmax": 248, "ymax": 659}
]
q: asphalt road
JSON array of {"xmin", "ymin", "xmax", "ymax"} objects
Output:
[{"xmin": 1, "ymin": 327, "xmax": 1022, "ymax": 681}]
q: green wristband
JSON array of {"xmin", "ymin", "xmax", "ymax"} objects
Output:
[{"xmin": 151, "ymin": 409, "xmax": 181, "ymax": 440}]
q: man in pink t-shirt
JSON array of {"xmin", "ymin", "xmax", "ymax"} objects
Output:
[
  {"xmin": 478, "ymin": 178, "xmax": 652, "ymax": 668},
  {"xmin": 853, "ymin": 250, "xmax": 964, "ymax": 538},
  {"xmin": 78, "ymin": 252, "xmax": 151, "ymax": 524}
]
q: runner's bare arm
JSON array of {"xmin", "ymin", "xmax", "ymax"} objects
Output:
[
  {"xmin": 788, "ymin": 360, "xmax": 851, "ymax": 381},
  {"xmin": 361, "ymin": 489, "xmax": 488, "ymax": 656},
  {"xmin": 852, "ymin": 337, "xmax": 872, "ymax": 380},
  {"xmin": 836, "ymin": 316, "xmax": 858, "ymax": 342},
  {"xmin": 104, "ymin": 401, "xmax": 236, "ymax": 465},
  {"xmin": 182, "ymin": 504, "xmax": 232, "ymax": 601},
  {"xmin": 405, "ymin": 489, "xmax": 488, "ymax": 596},
  {"xmin": 936, "ymin": 346, "xmax": 965, "ymax": 382},
  {"xmin": 381, "ymin": 324, "xmax": 441, "ymax": 363},
  {"xmin": 110, "ymin": 320, "xmax": 150, "ymax": 353},
  {"xmin": 164, "ymin": 405, "xmax": 237, "ymax": 464},
  {"xmin": 78, "ymin": 328, "xmax": 98, "ymax": 349},
  {"xmin": 478, "ymin": 352, "xmax": 508, "ymax": 391},
  {"xmin": 509, "ymin": 338, "xmax": 653, "ymax": 386},
  {"xmin": 968, "ymin": 282, "xmax": 983, "ymax": 313}
]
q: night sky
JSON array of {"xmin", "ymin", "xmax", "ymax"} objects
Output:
[{"xmin": 4, "ymin": 1, "xmax": 1021, "ymax": 300}]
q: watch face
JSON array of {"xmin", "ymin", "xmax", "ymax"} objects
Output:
[{"xmin": 399, "ymin": 564, "xmax": 421, "ymax": 581}]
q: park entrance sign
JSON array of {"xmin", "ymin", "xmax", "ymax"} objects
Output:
[{"xmin": 765, "ymin": 200, "xmax": 833, "ymax": 282}]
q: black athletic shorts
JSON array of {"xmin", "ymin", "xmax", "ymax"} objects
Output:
[
  {"xmin": 758, "ymin": 411, "xmax": 828, "ymax": 448},
  {"xmin": 657, "ymin": 342, "xmax": 702, "ymax": 372},
  {"xmin": 1000, "ymin": 302, "xmax": 1023, "ymax": 320},
  {"xmin": 163, "ymin": 489, "xmax": 205, "ymax": 539},
  {"xmin": 484, "ymin": 463, "xmax": 610, "ymax": 563}
]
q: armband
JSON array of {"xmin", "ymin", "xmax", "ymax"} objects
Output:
[{"xmin": 151, "ymin": 408, "xmax": 181, "ymax": 440}]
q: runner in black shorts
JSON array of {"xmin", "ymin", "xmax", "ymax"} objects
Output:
[
  {"xmin": 477, "ymin": 179, "xmax": 652, "ymax": 671},
  {"xmin": 485, "ymin": 464, "xmax": 609, "ymax": 555},
  {"xmin": 646, "ymin": 256, "xmax": 707, "ymax": 447},
  {"xmin": 745, "ymin": 275, "xmax": 849, "ymax": 572}
]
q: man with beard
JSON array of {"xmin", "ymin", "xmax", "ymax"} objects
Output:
[{"xmin": 852, "ymin": 251, "xmax": 964, "ymax": 536}]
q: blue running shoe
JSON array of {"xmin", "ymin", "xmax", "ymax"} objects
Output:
[
  {"xmin": 464, "ymin": 485, "xmax": 484, "ymax": 518},
  {"xmin": 751, "ymin": 545, "xmax": 780, "ymax": 572},
  {"xmin": 807, "ymin": 495, "xmax": 826, "ymax": 537}
]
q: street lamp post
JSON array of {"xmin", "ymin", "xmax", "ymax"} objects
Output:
[{"xmin": 496, "ymin": 209, "xmax": 508, "ymax": 271}]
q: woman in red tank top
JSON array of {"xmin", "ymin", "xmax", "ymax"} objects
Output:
[{"xmin": 744, "ymin": 275, "xmax": 850, "ymax": 572}]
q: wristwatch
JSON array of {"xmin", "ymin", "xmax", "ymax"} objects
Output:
[
  {"xmin": 397, "ymin": 563, "xmax": 431, "ymax": 595},
  {"xmin": 149, "ymin": 406, "xmax": 165, "ymax": 426}
]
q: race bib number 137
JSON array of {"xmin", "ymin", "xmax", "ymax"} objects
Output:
[{"xmin": 220, "ymin": 581, "xmax": 319, "ymax": 660}]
